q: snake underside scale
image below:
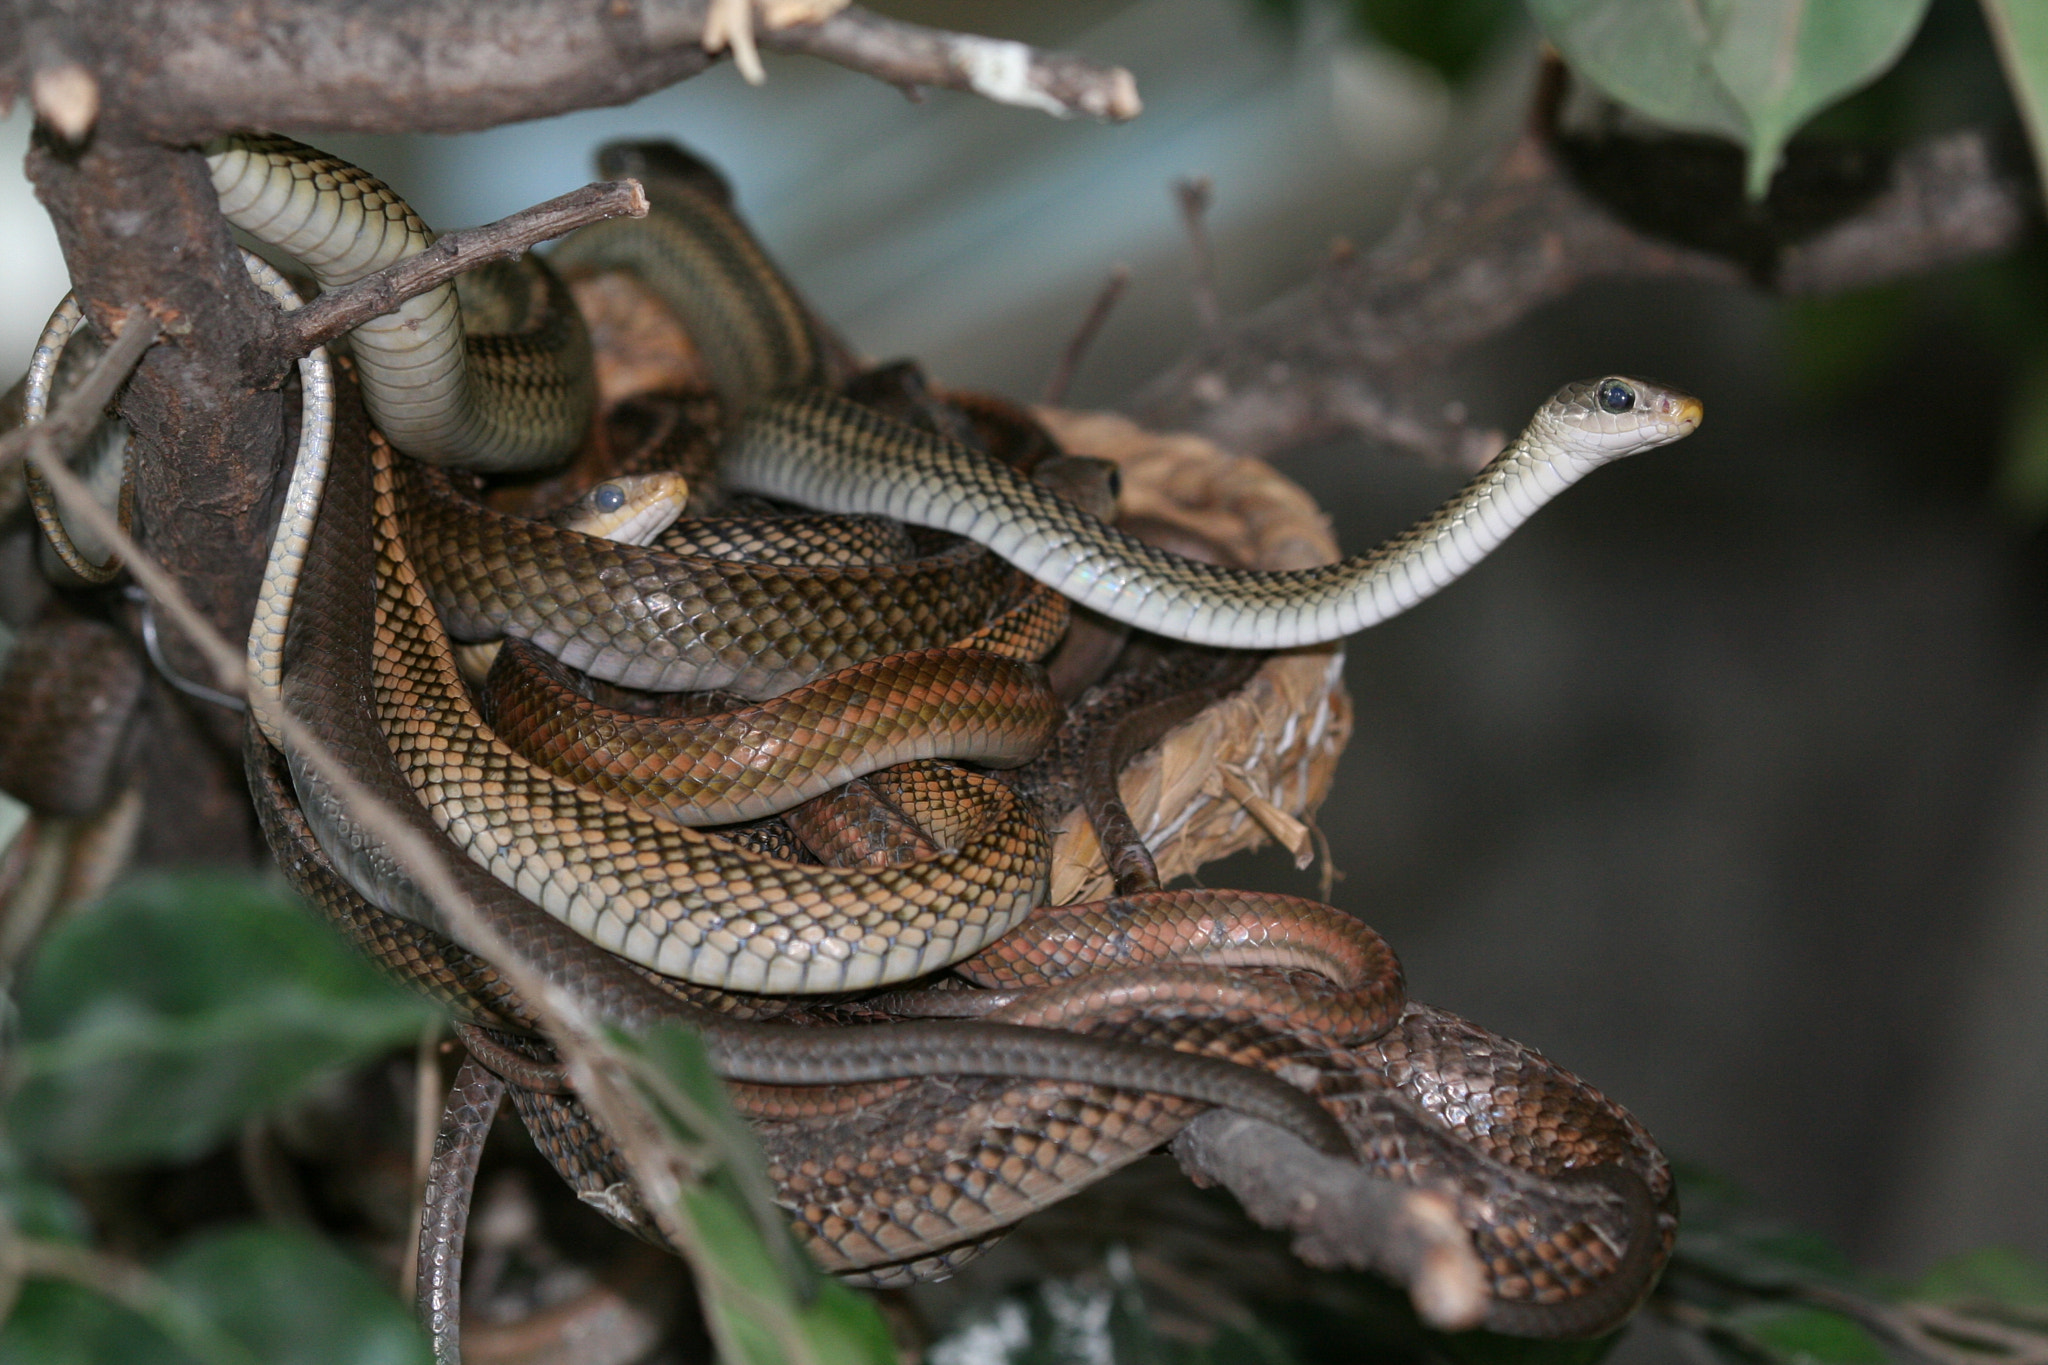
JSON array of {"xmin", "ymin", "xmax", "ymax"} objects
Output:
[{"xmin": 4, "ymin": 131, "xmax": 1705, "ymax": 1341}]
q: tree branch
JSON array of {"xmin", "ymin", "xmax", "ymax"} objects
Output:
[
  {"xmin": 1171, "ymin": 1111, "xmax": 1489, "ymax": 1333},
  {"xmin": 277, "ymin": 178, "xmax": 650, "ymax": 366},
  {"xmin": 761, "ymin": 7, "xmax": 1140, "ymax": 121},
  {"xmin": 1774, "ymin": 129, "xmax": 2035, "ymax": 295},
  {"xmin": 1132, "ymin": 127, "xmax": 2039, "ymax": 464},
  {"xmin": 27, "ymin": 135, "xmax": 288, "ymax": 623},
  {"xmin": 7, "ymin": 0, "xmax": 1137, "ymax": 141}
]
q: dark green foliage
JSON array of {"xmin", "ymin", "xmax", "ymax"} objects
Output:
[{"xmin": 6, "ymin": 874, "xmax": 435, "ymax": 1166}]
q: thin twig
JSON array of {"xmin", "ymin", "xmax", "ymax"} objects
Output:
[
  {"xmin": 763, "ymin": 7, "xmax": 1141, "ymax": 121},
  {"xmin": 1896, "ymin": 1303, "xmax": 2048, "ymax": 1365},
  {"xmin": 34, "ymin": 1, "xmax": 1140, "ymax": 137},
  {"xmin": 0, "ymin": 313, "xmax": 160, "ymax": 475},
  {"xmin": 1797, "ymin": 1282, "xmax": 2048, "ymax": 1365},
  {"xmin": 280, "ymin": 179, "xmax": 649, "ymax": 361},
  {"xmin": 1175, "ymin": 176, "xmax": 1221, "ymax": 335},
  {"xmin": 1042, "ymin": 265, "xmax": 1130, "ymax": 405}
]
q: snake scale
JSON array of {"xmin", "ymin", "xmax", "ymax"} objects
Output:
[{"xmin": 7, "ymin": 132, "xmax": 1701, "ymax": 1340}]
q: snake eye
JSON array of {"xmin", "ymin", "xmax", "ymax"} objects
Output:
[
  {"xmin": 1104, "ymin": 468, "xmax": 1123, "ymax": 501},
  {"xmin": 593, "ymin": 484, "xmax": 626, "ymax": 514},
  {"xmin": 1597, "ymin": 380, "xmax": 1636, "ymax": 414}
]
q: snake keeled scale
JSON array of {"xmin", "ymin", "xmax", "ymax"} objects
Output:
[{"xmin": 8, "ymin": 132, "xmax": 1700, "ymax": 1337}]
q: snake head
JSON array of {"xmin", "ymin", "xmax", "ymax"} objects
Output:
[
  {"xmin": 547, "ymin": 471, "xmax": 691, "ymax": 546},
  {"xmin": 1541, "ymin": 376, "xmax": 1703, "ymax": 466}
]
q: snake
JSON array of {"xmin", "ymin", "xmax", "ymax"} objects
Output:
[
  {"xmin": 484, "ymin": 639, "xmax": 1064, "ymax": 826},
  {"xmin": 205, "ymin": 135, "xmax": 592, "ymax": 472},
  {"xmin": 720, "ymin": 377, "xmax": 1701, "ymax": 647},
  {"xmin": 4, "ymin": 132, "xmax": 1686, "ymax": 1338},
  {"xmin": 546, "ymin": 140, "xmax": 837, "ymax": 413},
  {"xmin": 201, "ymin": 135, "xmax": 1058, "ymax": 997}
]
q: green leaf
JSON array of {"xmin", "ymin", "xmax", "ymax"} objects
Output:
[
  {"xmin": 1680, "ymin": 1225, "xmax": 1860, "ymax": 1290},
  {"xmin": 598, "ymin": 1022, "xmax": 899, "ymax": 1365},
  {"xmin": 1527, "ymin": 0, "xmax": 1932, "ymax": 196},
  {"xmin": 0, "ymin": 1227, "xmax": 429, "ymax": 1365},
  {"xmin": 1910, "ymin": 1247, "xmax": 2048, "ymax": 1309},
  {"xmin": 0, "ymin": 1280, "xmax": 155, "ymax": 1365},
  {"xmin": 1525, "ymin": 1, "xmax": 1747, "ymax": 141},
  {"xmin": 157, "ymin": 1226, "xmax": 430, "ymax": 1365},
  {"xmin": 1718, "ymin": 1304, "xmax": 1886, "ymax": 1365},
  {"xmin": 0, "ymin": 1163, "xmax": 89, "ymax": 1246},
  {"xmin": 1996, "ymin": 348, "xmax": 2048, "ymax": 522},
  {"xmin": 5, "ymin": 873, "xmax": 435, "ymax": 1166},
  {"xmin": 1984, "ymin": 0, "xmax": 2048, "ymax": 220}
]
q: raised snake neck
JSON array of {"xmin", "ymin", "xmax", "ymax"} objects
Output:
[{"xmin": 721, "ymin": 379, "xmax": 1701, "ymax": 648}]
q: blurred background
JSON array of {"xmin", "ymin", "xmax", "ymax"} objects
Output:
[{"xmin": 4, "ymin": 0, "xmax": 2045, "ymax": 1354}]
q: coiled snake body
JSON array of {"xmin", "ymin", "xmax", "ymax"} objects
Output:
[{"xmin": 13, "ymin": 133, "xmax": 1697, "ymax": 1338}]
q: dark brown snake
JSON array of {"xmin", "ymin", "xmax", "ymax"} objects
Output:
[{"xmin": 5, "ymin": 134, "xmax": 1682, "ymax": 1341}]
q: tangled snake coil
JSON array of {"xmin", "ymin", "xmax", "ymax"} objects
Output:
[{"xmin": 1, "ymin": 132, "xmax": 1700, "ymax": 1341}]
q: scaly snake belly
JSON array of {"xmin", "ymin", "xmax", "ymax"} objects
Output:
[{"xmin": 720, "ymin": 379, "xmax": 1700, "ymax": 648}]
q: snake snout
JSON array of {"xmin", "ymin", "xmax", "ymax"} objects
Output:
[
  {"xmin": 1646, "ymin": 383, "xmax": 1704, "ymax": 432},
  {"xmin": 1553, "ymin": 375, "xmax": 1702, "ymax": 463}
]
